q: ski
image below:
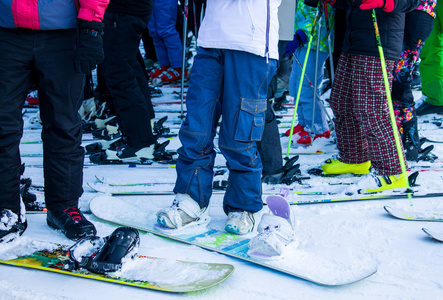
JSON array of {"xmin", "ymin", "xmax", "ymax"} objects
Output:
[
  {"xmin": 289, "ymin": 192, "xmax": 443, "ymax": 205},
  {"xmin": 90, "ymin": 195, "xmax": 378, "ymax": 286},
  {"xmin": 87, "ymin": 182, "xmax": 284, "ymax": 196},
  {"xmin": 422, "ymin": 228, "xmax": 443, "ymax": 242},
  {"xmin": 384, "ymin": 206, "xmax": 443, "ymax": 222}
]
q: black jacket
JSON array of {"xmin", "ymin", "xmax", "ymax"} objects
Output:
[
  {"xmin": 337, "ymin": 0, "xmax": 422, "ymax": 59},
  {"xmin": 106, "ymin": 0, "xmax": 153, "ymax": 16}
]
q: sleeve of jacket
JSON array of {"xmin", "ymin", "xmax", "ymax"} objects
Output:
[
  {"xmin": 77, "ymin": 0, "xmax": 110, "ymax": 22},
  {"xmin": 392, "ymin": 0, "xmax": 422, "ymax": 13}
]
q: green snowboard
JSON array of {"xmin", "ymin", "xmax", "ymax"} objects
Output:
[{"xmin": 0, "ymin": 245, "xmax": 234, "ymax": 293}]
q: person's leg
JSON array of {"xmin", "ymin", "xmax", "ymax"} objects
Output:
[
  {"xmin": 102, "ymin": 13, "xmax": 156, "ymax": 149},
  {"xmin": 148, "ymin": 3, "xmax": 170, "ymax": 68},
  {"xmin": 393, "ymin": 10, "xmax": 435, "ymax": 160},
  {"xmin": 294, "ymin": 47, "xmax": 329, "ymax": 134},
  {"xmin": 329, "ymin": 53, "xmax": 370, "ymax": 164},
  {"xmin": 351, "ymin": 55, "xmax": 405, "ymax": 175},
  {"xmin": 220, "ymin": 50, "xmax": 276, "ymax": 214},
  {"xmin": 34, "ymin": 29, "xmax": 85, "ymax": 211},
  {"xmin": 173, "ymin": 48, "xmax": 223, "ymax": 208},
  {"xmin": 0, "ymin": 28, "xmax": 33, "ymax": 214},
  {"xmin": 155, "ymin": 0, "xmax": 183, "ymax": 68}
]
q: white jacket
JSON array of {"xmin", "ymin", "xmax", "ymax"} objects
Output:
[{"xmin": 197, "ymin": 0, "xmax": 282, "ymax": 60}]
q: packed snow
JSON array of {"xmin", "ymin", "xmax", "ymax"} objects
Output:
[{"xmin": 1, "ymin": 85, "xmax": 443, "ymax": 299}]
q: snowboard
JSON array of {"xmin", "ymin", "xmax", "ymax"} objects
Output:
[
  {"xmin": 89, "ymin": 195, "xmax": 378, "ymax": 286},
  {"xmin": 384, "ymin": 206, "xmax": 443, "ymax": 222},
  {"xmin": 0, "ymin": 244, "xmax": 234, "ymax": 293},
  {"xmin": 422, "ymin": 228, "xmax": 443, "ymax": 242}
]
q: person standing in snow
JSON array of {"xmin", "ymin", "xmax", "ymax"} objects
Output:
[
  {"xmin": 0, "ymin": 0, "xmax": 109, "ymax": 243},
  {"xmin": 148, "ymin": 0, "xmax": 187, "ymax": 83},
  {"xmin": 285, "ymin": 0, "xmax": 334, "ymax": 145},
  {"xmin": 319, "ymin": 0, "xmax": 421, "ymax": 193},
  {"xmin": 156, "ymin": 0, "xmax": 297, "ymax": 248},
  {"xmin": 392, "ymin": 0, "xmax": 436, "ymax": 161},
  {"xmin": 91, "ymin": 0, "xmax": 158, "ymax": 163}
]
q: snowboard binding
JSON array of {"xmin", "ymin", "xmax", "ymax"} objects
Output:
[
  {"xmin": 262, "ymin": 156, "xmax": 305, "ymax": 185},
  {"xmin": 67, "ymin": 227, "xmax": 140, "ymax": 274}
]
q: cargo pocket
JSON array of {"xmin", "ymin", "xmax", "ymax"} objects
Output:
[{"xmin": 234, "ymin": 98, "xmax": 267, "ymax": 142}]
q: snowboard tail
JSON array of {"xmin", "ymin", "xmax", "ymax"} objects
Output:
[{"xmin": 0, "ymin": 245, "xmax": 234, "ymax": 293}]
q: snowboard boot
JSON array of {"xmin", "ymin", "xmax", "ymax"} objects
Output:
[
  {"xmin": 80, "ymin": 97, "xmax": 97, "ymax": 122},
  {"xmin": 411, "ymin": 60, "xmax": 422, "ymax": 90},
  {"xmin": 396, "ymin": 104, "xmax": 436, "ymax": 162},
  {"xmin": 92, "ymin": 124, "xmax": 121, "ymax": 141},
  {"xmin": 85, "ymin": 136, "xmax": 123, "ymax": 155},
  {"xmin": 0, "ymin": 200, "xmax": 27, "ymax": 244},
  {"xmin": 248, "ymin": 190, "xmax": 296, "ymax": 259},
  {"xmin": 321, "ymin": 158, "xmax": 371, "ymax": 175},
  {"xmin": 225, "ymin": 211, "xmax": 257, "ymax": 235},
  {"xmin": 156, "ymin": 193, "xmax": 210, "ymax": 230},
  {"xmin": 47, "ymin": 208, "xmax": 97, "ymax": 240}
]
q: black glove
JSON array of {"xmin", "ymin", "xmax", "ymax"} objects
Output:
[
  {"xmin": 304, "ymin": 0, "xmax": 320, "ymax": 7},
  {"xmin": 74, "ymin": 19, "xmax": 104, "ymax": 74}
]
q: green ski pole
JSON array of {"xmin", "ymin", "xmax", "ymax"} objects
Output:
[{"xmin": 371, "ymin": 9, "xmax": 412, "ymax": 203}]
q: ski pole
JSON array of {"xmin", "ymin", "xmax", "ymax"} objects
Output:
[
  {"xmin": 371, "ymin": 9, "xmax": 412, "ymax": 204},
  {"xmin": 293, "ymin": 55, "xmax": 334, "ymax": 131},
  {"xmin": 310, "ymin": 15, "xmax": 322, "ymax": 139},
  {"xmin": 286, "ymin": 2, "xmax": 324, "ymax": 157},
  {"xmin": 323, "ymin": 3, "xmax": 334, "ymax": 84},
  {"xmin": 180, "ymin": 0, "xmax": 189, "ymax": 124}
]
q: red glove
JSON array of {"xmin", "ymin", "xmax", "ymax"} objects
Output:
[
  {"xmin": 321, "ymin": 0, "xmax": 336, "ymax": 5},
  {"xmin": 360, "ymin": 0, "xmax": 395, "ymax": 13}
]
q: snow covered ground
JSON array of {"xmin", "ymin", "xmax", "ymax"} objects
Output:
[{"xmin": 1, "ymin": 87, "xmax": 443, "ymax": 299}]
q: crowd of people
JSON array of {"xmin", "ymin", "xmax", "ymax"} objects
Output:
[{"xmin": 1, "ymin": 0, "xmax": 442, "ymax": 259}]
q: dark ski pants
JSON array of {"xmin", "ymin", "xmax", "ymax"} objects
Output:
[
  {"xmin": 102, "ymin": 13, "xmax": 156, "ymax": 149},
  {"xmin": 0, "ymin": 28, "xmax": 85, "ymax": 214}
]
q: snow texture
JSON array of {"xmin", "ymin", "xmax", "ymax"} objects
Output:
[{"xmin": 3, "ymin": 77, "xmax": 443, "ymax": 299}]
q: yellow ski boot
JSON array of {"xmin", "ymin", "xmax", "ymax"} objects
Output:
[
  {"xmin": 321, "ymin": 158, "xmax": 371, "ymax": 175},
  {"xmin": 365, "ymin": 173, "xmax": 409, "ymax": 193}
]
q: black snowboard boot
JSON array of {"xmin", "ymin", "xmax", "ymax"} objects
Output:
[{"xmin": 47, "ymin": 208, "xmax": 96, "ymax": 240}]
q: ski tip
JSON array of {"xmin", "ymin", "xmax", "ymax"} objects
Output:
[
  {"xmin": 422, "ymin": 228, "xmax": 431, "ymax": 236},
  {"xmin": 383, "ymin": 206, "xmax": 392, "ymax": 214}
]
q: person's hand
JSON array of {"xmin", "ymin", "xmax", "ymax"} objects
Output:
[
  {"xmin": 74, "ymin": 19, "xmax": 105, "ymax": 74},
  {"xmin": 284, "ymin": 30, "xmax": 308, "ymax": 57},
  {"xmin": 360, "ymin": 0, "xmax": 394, "ymax": 12}
]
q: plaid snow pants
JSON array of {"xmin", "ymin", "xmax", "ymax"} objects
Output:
[{"xmin": 329, "ymin": 53, "xmax": 406, "ymax": 175}]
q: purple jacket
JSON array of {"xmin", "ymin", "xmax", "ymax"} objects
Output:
[{"xmin": 0, "ymin": 0, "xmax": 109, "ymax": 30}]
